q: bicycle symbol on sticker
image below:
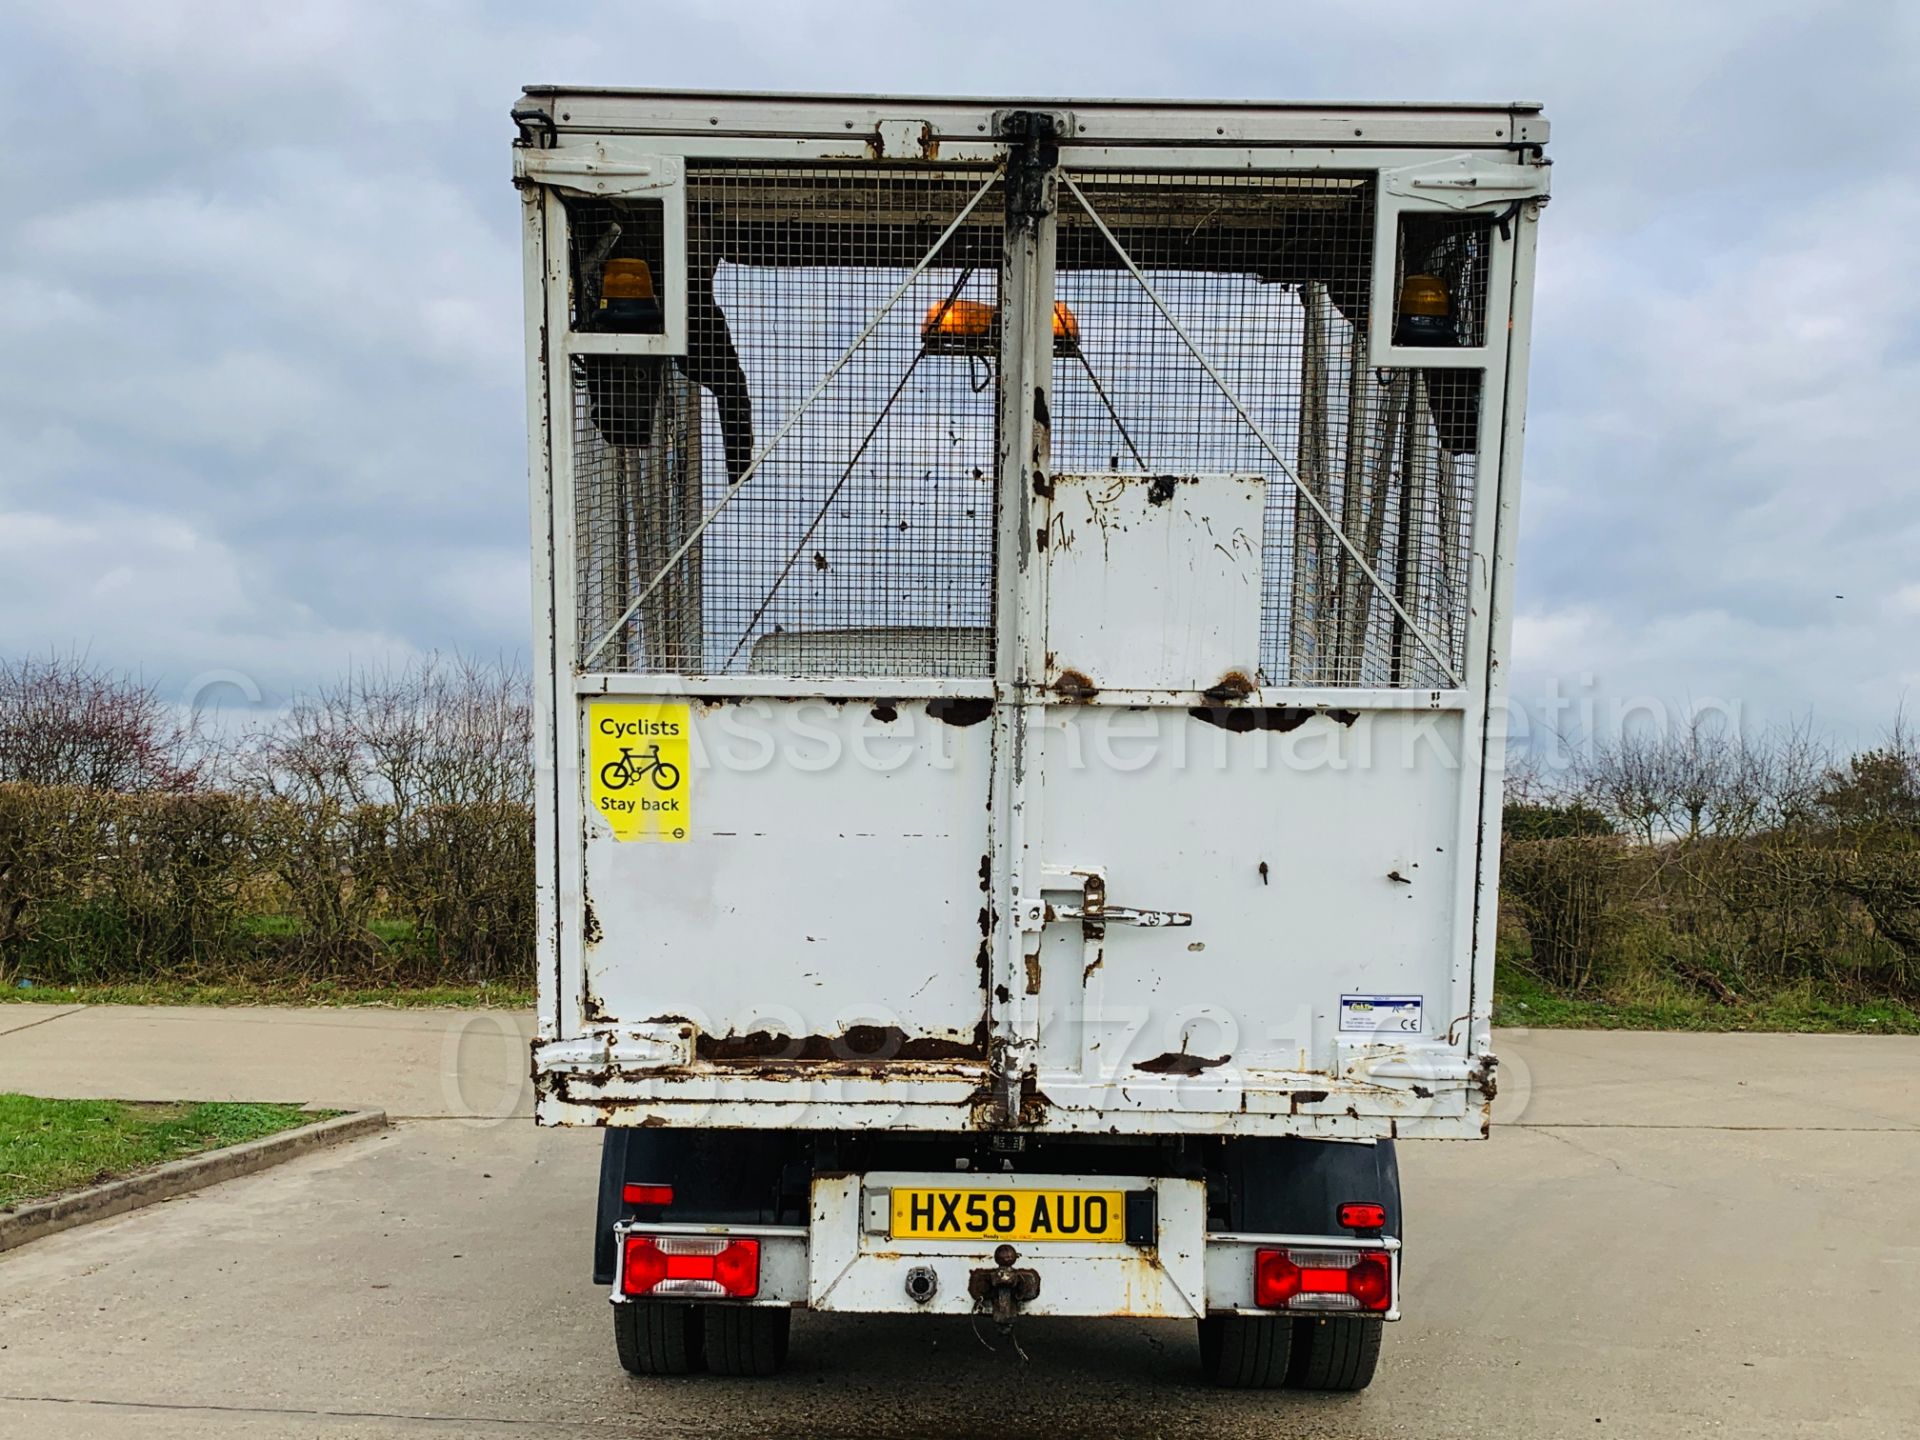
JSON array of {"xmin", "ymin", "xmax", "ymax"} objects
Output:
[
  {"xmin": 599, "ymin": 744, "xmax": 680, "ymax": 794},
  {"xmin": 587, "ymin": 702, "xmax": 691, "ymax": 843}
]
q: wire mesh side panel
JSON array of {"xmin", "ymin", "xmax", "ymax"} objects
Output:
[
  {"xmin": 573, "ymin": 365, "xmax": 704, "ymax": 671},
  {"xmin": 570, "ymin": 166, "xmax": 1004, "ymax": 678},
  {"xmin": 1053, "ymin": 172, "xmax": 1479, "ymax": 689}
]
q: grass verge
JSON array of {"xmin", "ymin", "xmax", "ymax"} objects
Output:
[
  {"xmin": 0, "ymin": 1095, "xmax": 329, "ymax": 1210},
  {"xmin": 1, "ymin": 981, "xmax": 534, "ymax": 1009},
  {"xmin": 1493, "ymin": 966, "xmax": 1920, "ymax": 1035}
]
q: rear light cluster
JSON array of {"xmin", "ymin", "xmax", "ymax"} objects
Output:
[
  {"xmin": 1254, "ymin": 1247, "xmax": 1392, "ymax": 1313},
  {"xmin": 620, "ymin": 1235, "xmax": 760, "ymax": 1299}
]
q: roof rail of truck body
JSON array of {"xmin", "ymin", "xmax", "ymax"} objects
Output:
[{"xmin": 513, "ymin": 89, "xmax": 1549, "ymax": 151}]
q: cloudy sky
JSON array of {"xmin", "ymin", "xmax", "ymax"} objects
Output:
[{"xmin": 2, "ymin": 1, "xmax": 1915, "ymax": 753}]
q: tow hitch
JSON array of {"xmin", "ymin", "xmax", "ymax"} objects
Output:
[{"xmin": 969, "ymin": 1244, "xmax": 1041, "ymax": 1326}]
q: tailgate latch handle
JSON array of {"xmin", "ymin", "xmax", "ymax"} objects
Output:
[
  {"xmin": 1048, "ymin": 874, "xmax": 1190, "ymax": 930},
  {"xmin": 1052, "ymin": 903, "xmax": 1191, "ymax": 928}
]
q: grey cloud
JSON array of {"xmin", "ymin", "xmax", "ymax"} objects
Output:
[{"xmin": 0, "ymin": 0, "xmax": 1915, "ymax": 747}]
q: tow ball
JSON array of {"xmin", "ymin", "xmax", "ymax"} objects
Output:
[{"xmin": 968, "ymin": 1244, "xmax": 1041, "ymax": 1325}]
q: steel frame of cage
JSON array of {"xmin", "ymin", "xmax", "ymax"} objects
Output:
[{"xmin": 516, "ymin": 95, "xmax": 1549, "ymax": 1128}]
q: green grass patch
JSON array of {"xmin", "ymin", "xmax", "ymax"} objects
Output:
[
  {"xmin": 0, "ymin": 1095, "xmax": 327, "ymax": 1209},
  {"xmin": 1, "ymin": 980, "xmax": 533, "ymax": 1010},
  {"xmin": 1492, "ymin": 965, "xmax": 1920, "ymax": 1035}
]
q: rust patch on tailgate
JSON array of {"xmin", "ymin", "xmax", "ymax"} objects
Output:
[
  {"xmin": 695, "ymin": 1023, "xmax": 986, "ymax": 1064},
  {"xmin": 1201, "ymin": 670, "xmax": 1255, "ymax": 702},
  {"xmin": 927, "ymin": 696, "xmax": 993, "ymax": 727},
  {"xmin": 1134, "ymin": 1052, "xmax": 1228, "ymax": 1076},
  {"xmin": 1189, "ymin": 705, "xmax": 1311, "ymax": 734}
]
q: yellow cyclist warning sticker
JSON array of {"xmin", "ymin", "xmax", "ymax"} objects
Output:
[{"xmin": 587, "ymin": 701, "xmax": 691, "ymax": 842}]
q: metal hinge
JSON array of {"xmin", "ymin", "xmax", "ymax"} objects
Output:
[{"xmin": 996, "ymin": 109, "xmax": 1070, "ymax": 225}]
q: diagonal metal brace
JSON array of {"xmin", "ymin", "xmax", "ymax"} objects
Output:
[{"xmin": 1058, "ymin": 173, "xmax": 1463, "ymax": 689}]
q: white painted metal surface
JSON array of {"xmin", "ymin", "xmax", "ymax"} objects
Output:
[
  {"xmin": 1043, "ymin": 473, "xmax": 1265, "ymax": 694},
  {"xmin": 519, "ymin": 89, "xmax": 1548, "ymax": 1142}
]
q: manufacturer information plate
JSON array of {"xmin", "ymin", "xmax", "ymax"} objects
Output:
[
  {"xmin": 1339, "ymin": 994, "xmax": 1425, "ymax": 1034},
  {"xmin": 890, "ymin": 1188, "xmax": 1127, "ymax": 1243}
]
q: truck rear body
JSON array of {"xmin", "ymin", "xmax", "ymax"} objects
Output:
[{"xmin": 515, "ymin": 90, "xmax": 1547, "ymax": 1362}]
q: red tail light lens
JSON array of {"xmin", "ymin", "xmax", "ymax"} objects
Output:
[
  {"xmin": 622, "ymin": 1183, "xmax": 674, "ymax": 1206},
  {"xmin": 620, "ymin": 1235, "xmax": 760, "ymax": 1299},
  {"xmin": 1254, "ymin": 1247, "xmax": 1392, "ymax": 1313},
  {"xmin": 1337, "ymin": 1202, "xmax": 1387, "ymax": 1231},
  {"xmin": 1347, "ymin": 1251, "xmax": 1392, "ymax": 1310}
]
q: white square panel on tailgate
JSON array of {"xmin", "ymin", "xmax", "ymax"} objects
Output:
[{"xmin": 1043, "ymin": 473, "xmax": 1266, "ymax": 695}]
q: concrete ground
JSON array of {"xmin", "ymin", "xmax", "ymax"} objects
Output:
[{"xmin": 1, "ymin": 1010, "xmax": 1915, "ymax": 1438}]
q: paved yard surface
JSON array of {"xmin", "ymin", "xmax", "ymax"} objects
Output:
[
  {"xmin": 0, "ymin": 1004, "xmax": 535, "ymax": 1119},
  {"xmin": 1, "ymin": 1011, "xmax": 1914, "ymax": 1438}
]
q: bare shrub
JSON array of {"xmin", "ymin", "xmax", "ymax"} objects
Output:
[
  {"xmin": 1500, "ymin": 836, "xmax": 1629, "ymax": 991},
  {"xmin": 1824, "ymin": 835, "xmax": 1920, "ymax": 974},
  {"xmin": 232, "ymin": 655, "xmax": 533, "ymax": 982},
  {"xmin": 0, "ymin": 653, "xmax": 198, "ymax": 792},
  {"xmin": 370, "ymin": 657, "xmax": 534, "ymax": 981},
  {"xmin": 1817, "ymin": 712, "xmax": 1920, "ymax": 831},
  {"xmin": 0, "ymin": 784, "xmax": 112, "ymax": 983},
  {"xmin": 1573, "ymin": 713, "xmax": 1827, "ymax": 845}
]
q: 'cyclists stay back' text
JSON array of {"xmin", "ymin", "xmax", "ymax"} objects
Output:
[{"xmin": 587, "ymin": 702, "xmax": 691, "ymax": 842}]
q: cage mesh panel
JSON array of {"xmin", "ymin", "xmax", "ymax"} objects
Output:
[
  {"xmin": 571, "ymin": 166, "xmax": 1002, "ymax": 677},
  {"xmin": 572, "ymin": 366, "xmax": 704, "ymax": 672},
  {"xmin": 1053, "ymin": 172, "xmax": 1475, "ymax": 689}
]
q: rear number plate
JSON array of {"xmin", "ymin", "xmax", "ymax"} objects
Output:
[{"xmin": 890, "ymin": 1188, "xmax": 1127, "ymax": 1243}]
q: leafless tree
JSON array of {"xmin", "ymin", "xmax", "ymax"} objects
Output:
[
  {"xmin": 1573, "ymin": 712, "xmax": 1829, "ymax": 844},
  {"xmin": 231, "ymin": 654, "xmax": 534, "ymax": 978},
  {"xmin": 0, "ymin": 652, "xmax": 198, "ymax": 792}
]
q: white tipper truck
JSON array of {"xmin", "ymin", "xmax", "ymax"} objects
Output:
[{"xmin": 513, "ymin": 88, "xmax": 1548, "ymax": 1388}]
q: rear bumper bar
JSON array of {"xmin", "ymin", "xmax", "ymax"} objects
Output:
[{"xmin": 611, "ymin": 1174, "xmax": 1400, "ymax": 1320}]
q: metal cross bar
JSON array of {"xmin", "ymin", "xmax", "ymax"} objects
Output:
[
  {"xmin": 1070, "ymin": 350, "xmax": 1150, "ymax": 473},
  {"xmin": 580, "ymin": 166, "xmax": 1004, "ymax": 670},
  {"xmin": 1058, "ymin": 172, "xmax": 1464, "ymax": 689}
]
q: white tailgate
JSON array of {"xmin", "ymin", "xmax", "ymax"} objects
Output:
[{"xmin": 579, "ymin": 698, "xmax": 993, "ymax": 1062}]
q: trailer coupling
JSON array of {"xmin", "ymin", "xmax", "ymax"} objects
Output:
[{"xmin": 968, "ymin": 1244, "xmax": 1042, "ymax": 1325}]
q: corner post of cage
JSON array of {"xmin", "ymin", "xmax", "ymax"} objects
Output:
[
  {"xmin": 520, "ymin": 176, "xmax": 563, "ymax": 1042},
  {"xmin": 988, "ymin": 114, "xmax": 1063, "ymax": 1120},
  {"xmin": 540, "ymin": 186, "xmax": 590, "ymax": 1043},
  {"xmin": 1373, "ymin": 167, "xmax": 1532, "ymax": 1057},
  {"xmin": 1465, "ymin": 197, "xmax": 1544, "ymax": 1059}
]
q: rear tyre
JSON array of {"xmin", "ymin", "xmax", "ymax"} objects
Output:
[
  {"xmin": 613, "ymin": 1302, "xmax": 705, "ymax": 1376},
  {"xmin": 705, "ymin": 1306, "xmax": 791, "ymax": 1377},
  {"xmin": 1197, "ymin": 1314, "xmax": 1291, "ymax": 1388},
  {"xmin": 1284, "ymin": 1316, "xmax": 1383, "ymax": 1392}
]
